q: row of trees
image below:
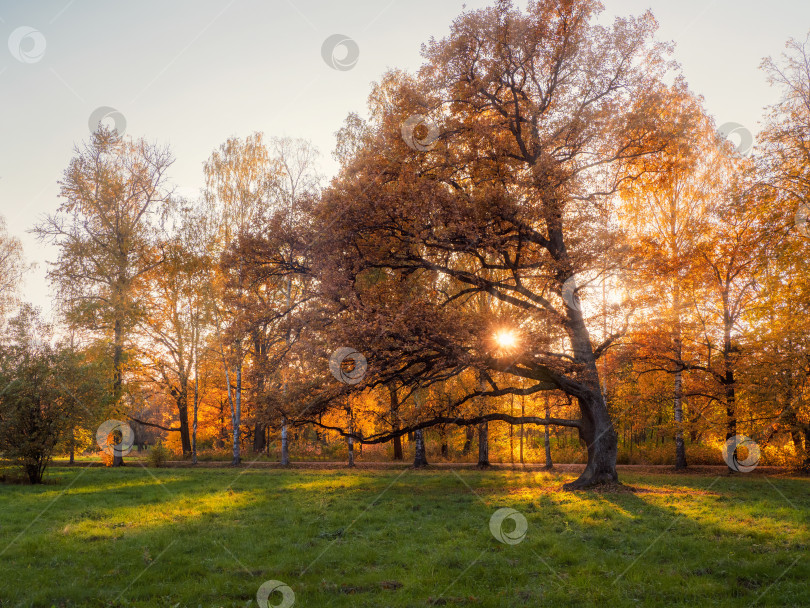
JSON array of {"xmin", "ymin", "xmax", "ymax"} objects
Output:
[{"xmin": 1, "ymin": 0, "xmax": 809, "ymax": 486}]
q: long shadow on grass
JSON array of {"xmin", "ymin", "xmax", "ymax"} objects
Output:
[
  {"xmin": 0, "ymin": 467, "xmax": 449, "ymax": 606},
  {"xmin": 0, "ymin": 468, "xmax": 807, "ymax": 608},
  {"xmin": 559, "ymin": 473, "xmax": 809, "ymax": 607}
]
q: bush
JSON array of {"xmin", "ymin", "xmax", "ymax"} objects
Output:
[
  {"xmin": 0, "ymin": 309, "xmax": 77, "ymax": 483},
  {"xmin": 100, "ymin": 450, "xmax": 115, "ymax": 467},
  {"xmin": 146, "ymin": 442, "xmax": 171, "ymax": 467}
]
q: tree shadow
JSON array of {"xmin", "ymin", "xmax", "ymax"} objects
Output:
[{"xmin": 0, "ymin": 468, "xmax": 807, "ymax": 607}]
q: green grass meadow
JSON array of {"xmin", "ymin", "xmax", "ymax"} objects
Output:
[{"xmin": 0, "ymin": 466, "xmax": 807, "ymax": 607}]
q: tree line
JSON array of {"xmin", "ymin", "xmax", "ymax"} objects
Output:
[{"xmin": 1, "ymin": 0, "xmax": 809, "ymax": 486}]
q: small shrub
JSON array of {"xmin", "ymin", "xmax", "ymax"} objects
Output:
[
  {"xmin": 147, "ymin": 442, "xmax": 170, "ymax": 467},
  {"xmin": 100, "ymin": 450, "xmax": 114, "ymax": 467}
]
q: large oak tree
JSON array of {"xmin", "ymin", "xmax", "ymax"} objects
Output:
[{"xmin": 259, "ymin": 0, "xmax": 686, "ymax": 487}]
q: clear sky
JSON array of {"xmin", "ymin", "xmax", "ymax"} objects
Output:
[{"xmin": 1, "ymin": 0, "xmax": 809, "ymax": 321}]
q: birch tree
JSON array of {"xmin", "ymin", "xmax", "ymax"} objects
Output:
[
  {"xmin": 0, "ymin": 216, "xmax": 26, "ymax": 320},
  {"xmin": 204, "ymin": 133, "xmax": 277, "ymax": 465},
  {"xmin": 34, "ymin": 127, "xmax": 173, "ymax": 465}
]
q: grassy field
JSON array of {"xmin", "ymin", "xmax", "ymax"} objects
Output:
[{"xmin": 0, "ymin": 466, "xmax": 807, "ymax": 607}]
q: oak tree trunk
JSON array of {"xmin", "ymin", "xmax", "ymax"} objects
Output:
[
  {"xmin": 563, "ymin": 391, "xmax": 618, "ymax": 489},
  {"xmin": 559, "ymin": 262, "xmax": 619, "ymax": 489}
]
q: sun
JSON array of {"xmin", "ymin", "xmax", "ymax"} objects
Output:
[{"xmin": 494, "ymin": 329, "xmax": 518, "ymax": 350}]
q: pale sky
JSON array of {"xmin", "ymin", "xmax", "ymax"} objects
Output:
[{"xmin": 1, "ymin": 0, "xmax": 809, "ymax": 321}]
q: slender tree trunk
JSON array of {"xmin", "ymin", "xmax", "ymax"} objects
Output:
[
  {"xmin": 543, "ymin": 394, "xmax": 553, "ymax": 470},
  {"xmin": 281, "ymin": 416, "xmax": 290, "ymax": 466},
  {"xmin": 724, "ymin": 370, "xmax": 738, "ymax": 472},
  {"xmin": 413, "ymin": 429, "xmax": 428, "ymax": 467},
  {"xmin": 673, "ymin": 368, "xmax": 687, "ymax": 469},
  {"xmin": 215, "ymin": 309, "xmax": 240, "ymax": 464},
  {"xmin": 113, "ymin": 319, "xmax": 123, "ymax": 394},
  {"xmin": 232, "ymin": 356, "xmax": 242, "ymax": 465},
  {"xmin": 672, "ymin": 283, "xmax": 687, "ymax": 470},
  {"xmin": 388, "ymin": 384, "xmax": 403, "ymax": 460},
  {"xmin": 178, "ymin": 402, "xmax": 191, "ymax": 454},
  {"xmin": 217, "ymin": 399, "xmax": 227, "ymax": 448},
  {"xmin": 191, "ymin": 319, "xmax": 199, "ymax": 465},
  {"xmin": 192, "ymin": 380, "xmax": 198, "ymax": 465},
  {"xmin": 112, "ymin": 318, "xmax": 125, "ymax": 467},
  {"xmin": 346, "ymin": 403, "xmax": 355, "ymax": 468},
  {"xmin": 176, "ymin": 388, "xmax": 192, "ymax": 455},
  {"xmin": 252, "ymin": 330, "xmax": 267, "ymax": 455},
  {"xmin": 722, "ymin": 309, "xmax": 738, "ymax": 465},
  {"xmin": 722, "ymin": 304, "xmax": 738, "ymax": 441},
  {"xmin": 69, "ymin": 427, "xmax": 75, "ymax": 465},
  {"xmin": 462, "ymin": 426, "xmax": 474, "ymax": 456},
  {"xmin": 476, "ymin": 373, "xmax": 489, "ymax": 467},
  {"xmin": 477, "ymin": 422, "xmax": 490, "ymax": 467},
  {"xmin": 413, "ymin": 384, "xmax": 428, "ymax": 467},
  {"xmin": 520, "ymin": 393, "xmax": 524, "ymax": 464},
  {"xmin": 278, "ymin": 275, "xmax": 292, "ymax": 466},
  {"xmin": 509, "ymin": 394, "xmax": 515, "ymax": 464}
]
